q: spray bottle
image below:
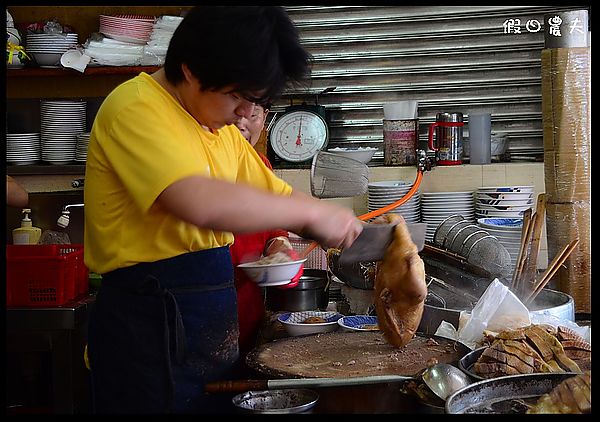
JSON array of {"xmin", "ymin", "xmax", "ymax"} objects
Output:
[{"xmin": 12, "ymin": 208, "xmax": 42, "ymax": 245}]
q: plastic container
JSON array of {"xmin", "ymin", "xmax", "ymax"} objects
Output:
[
  {"xmin": 6, "ymin": 244, "xmax": 88, "ymax": 307},
  {"xmin": 12, "ymin": 208, "xmax": 42, "ymax": 245}
]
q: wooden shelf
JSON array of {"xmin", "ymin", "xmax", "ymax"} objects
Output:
[
  {"xmin": 7, "ymin": 65, "xmax": 160, "ymax": 78},
  {"xmin": 7, "ymin": 164, "xmax": 86, "ymax": 175}
]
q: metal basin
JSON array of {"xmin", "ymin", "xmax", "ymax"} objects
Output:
[
  {"xmin": 232, "ymin": 389, "xmax": 318, "ymax": 414},
  {"xmin": 419, "ymin": 286, "xmax": 575, "ymax": 335}
]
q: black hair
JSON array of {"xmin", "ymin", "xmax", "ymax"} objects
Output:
[{"xmin": 164, "ymin": 6, "xmax": 312, "ymax": 106}]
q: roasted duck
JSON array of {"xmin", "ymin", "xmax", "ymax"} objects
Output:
[
  {"xmin": 474, "ymin": 324, "xmax": 586, "ymax": 378},
  {"xmin": 373, "ymin": 214, "xmax": 427, "ymax": 348},
  {"xmin": 527, "ymin": 371, "xmax": 591, "ymax": 414}
]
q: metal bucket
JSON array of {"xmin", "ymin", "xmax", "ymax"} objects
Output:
[{"xmin": 265, "ymin": 269, "xmax": 329, "ymax": 312}]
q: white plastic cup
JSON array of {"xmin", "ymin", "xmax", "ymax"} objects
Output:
[{"xmin": 468, "ymin": 113, "xmax": 491, "ymax": 164}]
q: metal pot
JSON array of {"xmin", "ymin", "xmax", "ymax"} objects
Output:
[
  {"xmin": 419, "ymin": 286, "xmax": 575, "ymax": 335},
  {"xmin": 265, "ymin": 269, "xmax": 329, "ymax": 312}
]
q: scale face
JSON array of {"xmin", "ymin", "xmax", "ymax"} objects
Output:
[{"xmin": 269, "ymin": 109, "xmax": 329, "ymax": 163}]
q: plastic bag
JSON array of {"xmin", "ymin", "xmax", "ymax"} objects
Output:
[{"xmin": 435, "ymin": 278, "xmax": 531, "ymax": 349}]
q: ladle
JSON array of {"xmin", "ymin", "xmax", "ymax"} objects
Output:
[
  {"xmin": 421, "ymin": 363, "xmax": 472, "ymax": 400},
  {"xmin": 204, "ymin": 363, "xmax": 471, "ymax": 399}
]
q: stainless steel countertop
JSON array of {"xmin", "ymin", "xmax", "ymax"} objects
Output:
[{"xmin": 6, "ymin": 293, "xmax": 96, "ymax": 331}]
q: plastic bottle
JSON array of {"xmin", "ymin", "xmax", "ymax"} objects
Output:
[{"xmin": 12, "ymin": 208, "xmax": 42, "ymax": 245}]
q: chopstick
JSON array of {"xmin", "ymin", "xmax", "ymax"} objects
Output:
[
  {"xmin": 524, "ymin": 239, "xmax": 579, "ymax": 306},
  {"xmin": 510, "ymin": 208, "xmax": 532, "ymax": 296},
  {"xmin": 520, "ymin": 194, "xmax": 546, "ymax": 299}
]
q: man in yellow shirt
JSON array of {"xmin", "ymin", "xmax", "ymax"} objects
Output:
[{"xmin": 84, "ymin": 6, "xmax": 363, "ymax": 414}]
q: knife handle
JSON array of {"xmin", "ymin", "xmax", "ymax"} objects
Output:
[{"xmin": 204, "ymin": 379, "xmax": 268, "ymax": 393}]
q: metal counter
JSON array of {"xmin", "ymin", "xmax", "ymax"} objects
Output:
[{"xmin": 6, "ymin": 294, "xmax": 96, "ymax": 414}]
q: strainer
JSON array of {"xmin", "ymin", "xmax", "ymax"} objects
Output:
[
  {"xmin": 464, "ymin": 235, "xmax": 513, "ymax": 278},
  {"xmin": 310, "ymin": 151, "xmax": 370, "ymax": 198},
  {"xmin": 439, "ymin": 220, "xmax": 472, "ymax": 249},
  {"xmin": 446, "ymin": 224, "xmax": 483, "ymax": 252},
  {"xmin": 432, "ymin": 215, "xmax": 466, "ymax": 247}
]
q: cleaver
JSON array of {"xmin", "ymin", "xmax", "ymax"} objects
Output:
[{"xmin": 337, "ymin": 222, "xmax": 427, "ymax": 265}]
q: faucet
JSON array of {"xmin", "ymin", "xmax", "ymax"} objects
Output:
[{"xmin": 57, "ymin": 203, "xmax": 84, "ymax": 228}]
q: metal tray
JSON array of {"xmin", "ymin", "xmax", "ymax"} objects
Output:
[
  {"xmin": 457, "ymin": 347, "xmax": 486, "ymax": 381},
  {"xmin": 445, "ymin": 372, "xmax": 580, "ymax": 414}
]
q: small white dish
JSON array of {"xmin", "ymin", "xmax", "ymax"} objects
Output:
[{"xmin": 277, "ymin": 311, "xmax": 342, "ymax": 336}]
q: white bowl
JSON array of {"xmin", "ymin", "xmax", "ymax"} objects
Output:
[
  {"xmin": 277, "ymin": 311, "xmax": 342, "ymax": 336},
  {"xmin": 237, "ymin": 258, "xmax": 306, "ymax": 287},
  {"xmin": 327, "ymin": 147, "xmax": 377, "ymax": 163},
  {"xmin": 337, "ymin": 315, "xmax": 380, "ymax": 332},
  {"xmin": 31, "ymin": 52, "xmax": 62, "ymax": 67}
]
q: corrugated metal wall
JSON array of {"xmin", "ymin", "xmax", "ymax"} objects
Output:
[{"xmin": 271, "ymin": 5, "xmax": 588, "ymax": 166}]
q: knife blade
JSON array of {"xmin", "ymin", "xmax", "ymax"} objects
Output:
[{"xmin": 337, "ymin": 222, "xmax": 427, "ymax": 265}]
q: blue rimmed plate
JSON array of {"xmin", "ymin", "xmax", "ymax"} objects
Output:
[{"xmin": 337, "ymin": 315, "xmax": 380, "ymax": 331}]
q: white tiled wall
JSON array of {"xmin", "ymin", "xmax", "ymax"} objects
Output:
[{"xmin": 275, "ymin": 162, "xmax": 548, "ymax": 269}]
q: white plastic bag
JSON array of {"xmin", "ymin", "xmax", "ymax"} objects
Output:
[{"xmin": 435, "ymin": 278, "xmax": 531, "ymax": 349}]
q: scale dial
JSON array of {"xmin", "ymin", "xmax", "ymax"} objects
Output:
[{"xmin": 269, "ymin": 110, "xmax": 329, "ymax": 162}]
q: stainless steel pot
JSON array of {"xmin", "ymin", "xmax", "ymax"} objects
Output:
[
  {"xmin": 265, "ymin": 269, "xmax": 329, "ymax": 312},
  {"xmin": 419, "ymin": 287, "xmax": 575, "ymax": 335}
]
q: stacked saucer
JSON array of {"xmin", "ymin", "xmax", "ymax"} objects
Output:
[
  {"xmin": 475, "ymin": 186, "xmax": 534, "ymax": 219},
  {"xmin": 6, "ymin": 133, "xmax": 41, "ymax": 165},
  {"xmin": 367, "ymin": 181, "xmax": 421, "ymax": 223},
  {"xmin": 40, "ymin": 100, "xmax": 87, "ymax": 165},
  {"xmin": 75, "ymin": 132, "xmax": 91, "ymax": 162},
  {"xmin": 26, "ymin": 32, "xmax": 79, "ymax": 67},
  {"xmin": 421, "ymin": 191, "xmax": 475, "ymax": 243},
  {"xmin": 99, "ymin": 14, "xmax": 155, "ymax": 45}
]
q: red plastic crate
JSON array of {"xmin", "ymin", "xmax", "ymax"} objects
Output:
[{"xmin": 6, "ymin": 244, "xmax": 88, "ymax": 307}]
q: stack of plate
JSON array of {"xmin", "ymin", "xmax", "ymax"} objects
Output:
[
  {"xmin": 26, "ymin": 33, "xmax": 78, "ymax": 67},
  {"xmin": 6, "ymin": 133, "xmax": 41, "ymax": 165},
  {"xmin": 40, "ymin": 100, "xmax": 87, "ymax": 165},
  {"xmin": 421, "ymin": 191, "xmax": 475, "ymax": 243},
  {"xmin": 99, "ymin": 14, "xmax": 155, "ymax": 45},
  {"xmin": 367, "ymin": 181, "xmax": 421, "ymax": 223},
  {"xmin": 477, "ymin": 218, "xmax": 523, "ymax": 271},
  {"xmin": 475, "ymin": 186, "xmax": 534, "ymax": 219},
  {"xmin": 75, "ymin": 132, "xmax": 91, "ymax": 162}
]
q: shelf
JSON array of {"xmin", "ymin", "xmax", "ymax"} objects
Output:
[
  {"xmin": 7, "ymin": 164, "xmax": 86, "ymax": 175},
  {"xmin": 7, "ymin": 65, "xmax": 160, "ymax": 77}
]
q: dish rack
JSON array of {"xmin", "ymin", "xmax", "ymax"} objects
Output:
[{"xmin": 289, "ymin": 236, "xmax": 327, "ymax": 270}]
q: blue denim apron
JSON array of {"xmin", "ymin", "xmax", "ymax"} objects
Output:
[{"xmin": 88, "ymin": 246, "xmax": 240, "ymax": 414}]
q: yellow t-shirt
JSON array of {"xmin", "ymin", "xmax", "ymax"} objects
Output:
[{"xmin": 84, "ymin": 72, "xmax": 292, "ymax": 274}]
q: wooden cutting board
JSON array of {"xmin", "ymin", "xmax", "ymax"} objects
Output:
[{"xmin": 246, "ymin": 331, "xmax": 469, "ymax": 379}]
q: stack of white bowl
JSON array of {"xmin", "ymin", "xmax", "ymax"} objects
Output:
[
  {"xmin": 40, "ymin": 100, "xmax": 87, "ymax": 165},
  {"xmin": 475, "ymin": 186, "xmax": 534, "ymax": 219},
  {"xmin": 421, "ymin": 191, "xmax": 475, "ymax": 243},
  {"xmin": 477, "ymin": 218, "xmax": 523, "ymax": 272},
  {"xmin": 7, "ymin": 133, "xmax": 41, "ymax": 165},
  {"xmin": 26, "ymin": 33, "xmax": 78, "ymax": 67},
  {"xmin": 367, "ymin": 181, "xmax": 421, "ymax": 223}
]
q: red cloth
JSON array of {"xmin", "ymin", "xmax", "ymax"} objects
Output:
[
  {"xmin": 231, "ymin": 229, "xmax": 287, "ymax": 355},
  {"xmin": 231, "ymin": 152, "xmax": 286, "ymax": 355}
]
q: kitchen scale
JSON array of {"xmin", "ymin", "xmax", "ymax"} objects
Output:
[{"xmin": 268, "ymin": 88, "xmax": 335, "ymax": 168}]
